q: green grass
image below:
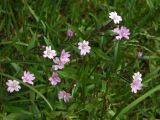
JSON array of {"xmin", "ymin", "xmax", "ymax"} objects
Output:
[{"xmin": 0, "ymin": 0, "xmax": 160, "ymax": 119}]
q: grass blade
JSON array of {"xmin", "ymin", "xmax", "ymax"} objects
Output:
[
  {"xmin": 112, "ymin": 84, "xmax": 160, "ymax": 119},
  {"xmin": 0, "ymin": 72, "xmax": 53, "ymax": 111}
]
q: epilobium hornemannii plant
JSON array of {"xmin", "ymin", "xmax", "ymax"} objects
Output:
[
  {"xmin": 113, "ymin": 26, "xmax": 130, "ymax": 40},
  {"xmin": 43, "ymin": 46, "xmax": 57, "ymax": 59},
  {"xmin": 6, "ymin": 80, "xmax": 21, "ymax": 93},
  {"xmin": 52, "ymin": 57, "xmax": 65, "ymax": 70},
  {"xmin": 109, "ymin": 11, "xmax": 122, "ymax": 24},
  {"xmin": 109, "ymin": 11, "xmax": 130, "ymax": 40},
  {"xmin": 3, "ymin": 2, "xmax": 157, "ymax": 118},
  {"xmin": 58, "ymin": 90, "xmax": 72, "ymax": 103},
  {"xmin": 21, "ymin": 71, "xmax": 35, "ymax": 85},
  {"xmin": 48, "ymin": 72, "xmax": 61, "ymax": 86},
  {"xmin": 66, "ymin": 29, "xmax": 74, "ymax": 37},
  {"xmin": 78, "ymin": 40, "xmax": 91, "ymax": 56},
  {"xmin": 137, "ymin": 51, "xmax": 143, "ymax": 58},
  {"xmin": 60, "ymin": 49, "xmax": 70, "ymax": 64},
  {"xmin": 5, "ymin": 11, "xmax": 137, "ymax": 98},
  {"xmin": 131, "ymin": 72, "xmax": 143, "ymax": 93}
]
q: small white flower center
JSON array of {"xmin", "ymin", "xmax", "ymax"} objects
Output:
[
  {"xmin": 11, "ymin": 83, "xmax": 17, "ymax": 88},
  {"xmin": 25, "ymin": 76, "xmax": 30, "ymax": 81},
  {"xmin": 82, "ymin": 44, "xmax": 86, "ymax": 49},
  {"xmin": 47, "ymin": 50, "xmax": 51, "ymax": 55}
]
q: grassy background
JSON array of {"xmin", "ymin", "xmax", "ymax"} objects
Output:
[{"xmin": 0, "ymin": 0, "xmax": 160, "ymax": 119}]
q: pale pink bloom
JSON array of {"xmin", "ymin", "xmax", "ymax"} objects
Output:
[
  {"xmin": 52, "ymin": 57, "xmax": 64, "ymax": 70},
  {"xmin": 6, "ymin": 80, "xmax": 21, "ymax": 93},
  {"xmin": 60, "ymin": 49, "xmax": 70, "ymax": 63},
  {"xmin": 48, "ymin": 72, "xmax": 61, "ymax": 85},
  {"xmin": 58, "ymin": 90, "xmax": 72, "ymax": 102},
  {"xmin": 113, "ymin": 26, "xmax": 130, "ymax": 40},
  {"xmin": 131, "ymin": 72, "xmax": 143, "ymax": 93},
  {"xmin": 109, "ymin": 11, "xmax": 122, "ymax": 24},
  {"xmin": 78, "ymin": 40, "xmax": 91, "ymax": 56},
  {"xmin": 22, "ymin": 71, "xmax": 35, "ymax": 85},
  {"xmin": 137, "ymin": 51, "xmax": 143, "ymax": 58},
  {"xmin": 43, "ymin": 46, "xmax": 56, "ymax": 59},
  {"xmin": 131, "ymin": 79, "xmax": 142, "ymax": 93},
  {"xmin": 67, "ymin": 29, "xmax": 74, "ymax": 37},
  {"xmin": 132, "ymin": 72, "xmax": 142, "ymax": 81}
]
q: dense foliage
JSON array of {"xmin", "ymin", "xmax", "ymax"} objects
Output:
[{"xmin": 0, "ymin": 0, "xmax": 160, "ymax": 119}]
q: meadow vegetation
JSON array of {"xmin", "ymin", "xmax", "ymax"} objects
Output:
[{"xmin": 0, "ymin": 0, "xmax": 160, "ymax": 119}]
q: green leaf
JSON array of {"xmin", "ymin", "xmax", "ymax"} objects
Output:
[
  {"xmin": 5, "ymin": 106, "xmax": 32, "ymax": 115},
  {"xmin": 44, "ymin": 36, "xmax": 50, "ymax": 46},
  {"xmin": 143, "ymin": 66, "xmax": 160, "ymax": 83},
  {"xmin": 26, "ymin": 4, "xmax": 39, "ymax": 22},
  {"xmin": 93, "ymin": 47, "xmax": 108, "ymax": 60},
  {"xmin": 114, "ymin": 41, "xmax": 122, "ymax": 71},
  {"xmin": 58, "ymin": 68, "xmax": 78, "ymax": 80},
  {"xmin": 27, "ymin": 33, "xmax": 36, "ymax": 50},
  {"xmin": 146, "ymin": 0, "xmax": 154, "ymax": 9}
]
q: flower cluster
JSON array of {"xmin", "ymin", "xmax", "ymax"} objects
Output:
[
  {"xmin": 6, "ymin": 71, "xmax": 35, "ymax": 93},
  {"xmin": 52, "ymin": 49, "xmax": 71, "ymax": 70},
  {"xmin": 131, "ymin": 72, "xmax": 143, "ymax": 93},
  {"xmin": 14, "ymin": 38, "xmax": 90, "ymax": 102},
  {"xmin": 109, "ymin": 11, "xmax": 130, "ymax": 40},
  {"xmin": 6, "ymin": 11, "xmax": 143, "ymax": 103},
  {"xmin": 42, "ymin": 46, "xmax": 72, "ymax": 102},
  {"xmin": 113, "ymin": 26, "xmax": 130, "ymax": 40}
]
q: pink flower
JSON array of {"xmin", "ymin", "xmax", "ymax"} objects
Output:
[
  {"xmin": 60, "ymin": 49, "xmax": 70, "ymax": 63},
  {"xmin": 6, "ymin": 80, "xmax": 21, "ymax": 93},
  {"xmin": 52, "ymin": 57, "xmax": 64, "ymax": 70},
  {"xmin": 78, "ymin": 40, "xmax": 91, "ymax": 56},
  {"xmin": 22, "ymin": 71, "xmax": 35, "ymax": 85},
  {"xmin": 131, "ymin": 72, "xmax": 143, "ymax": 93},
  {"xmin": 113, "ymin": 26, "xmax": 130, "ymax": 40},
  {"xmin": 49, "ymin": 72, "xmax": 61, "ymax": 85},
  {"xmin": 58, "ymin": 90, "xmax": 72, "ymax": 102},
  {"xmin": 132, "ymin": 72, "xmax": 142, "ymax": 81},
  {"xmin": 43, "ymin": 46, "xmax": 56, "ymax": 59},
  {"xmin": 131, "ymin": 79, "xmax": 142, "ymax": 93},
  {"xmin": 67, "ymin": 29, "xmax": 74, "ymax": 37},
  {"xmin": 109, "ymin": 11, "xmax": 122, "ymax": 24},
  {"xmin": 137, "ymin": 51, "xmax": 143, "ymax": 58}
]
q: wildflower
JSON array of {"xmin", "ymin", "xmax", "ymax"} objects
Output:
[
  {"xmin": 132, "ymin": 72, "xmax": 142, "ymax": 81},
  {"xmin": 67, "ymin": 29, "xmax": 74, "ymax": 37},
  {"xmin": 78, "ymin": 40, "xmax": 91, "ymax": 56},
  {"xmin": 22, "ymin": 71, "xmax": 35, "ymax": 85},
  {"xmin": 60, "ymin": 49, "xmax": 70, "ymax": 63},
  {"xmin": 6, "ymin": 80, "xmax": 21, "ymax": 93},
  {"xmin": 43, "ymin": 46, "xmax": 56, "ymax": 59},
  {"xmin": 137, "ymin": 51, "xmax": 143, "ymax": 58},
  {"xmin": 58, "ymin": 90, "xmax": 72, "ymax": 102},
  {"xmin": 131, "ymin": 72, "xmax": 143, "ymax": 93},
  {"xmin": 49, "ymin": 72, "xmax": 61, "ymax": 85},
  {"xmin": 131, "ymin": 79, "xmax": 142, "ymax": 93},
  {"xmin": 109, "ymin": 11, "xmax": 122, "ymax": 24},
  {"xmin": 52, "ymin": 57, "xmax": 64, "ymax": 70},
  {"xmin": 113, "ymin": 26, "xmax": 130, "ymax": 40}
]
